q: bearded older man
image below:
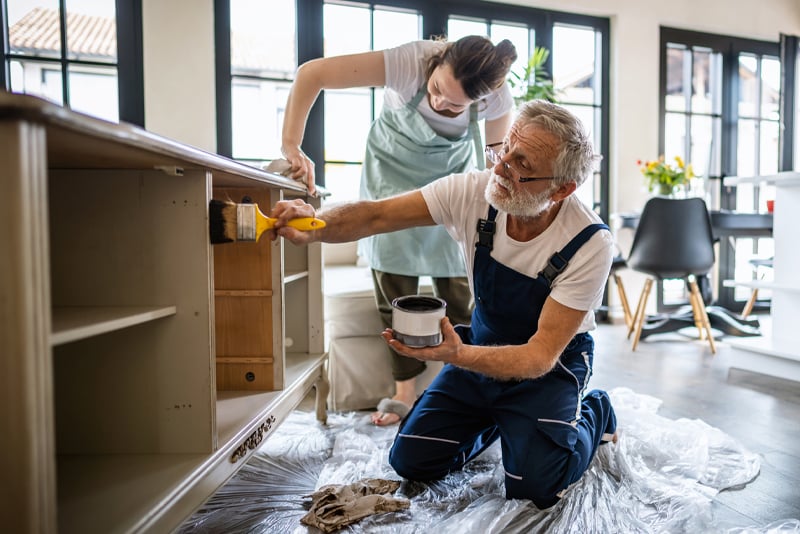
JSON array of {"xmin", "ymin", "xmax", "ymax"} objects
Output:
[{"xmin": 270, "ymin": 100, "xmax": 618, "ymax": 509}]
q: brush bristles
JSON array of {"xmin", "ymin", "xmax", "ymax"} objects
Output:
[{"xmin": 209, "ymin": 199, "xmax": 238, "ymax": 244}]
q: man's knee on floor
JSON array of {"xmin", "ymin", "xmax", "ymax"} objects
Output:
[
  {"xmin": 389, "ymin": 442, "xmax": 451, "ymax": 482},
  {"xmin": 504, "ymin": 483, "xmax": 560, "ymax": 509}
]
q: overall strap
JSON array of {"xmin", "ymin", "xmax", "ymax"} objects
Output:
[
  {"xmin": 476, "ymin": 205, "xmax": 499, "ymax": 251},
  {"xmin": 540, "ymin": 223, "xmax": 610, "ymax": 286}
]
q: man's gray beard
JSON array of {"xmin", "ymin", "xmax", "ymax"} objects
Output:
[{"xmin": 484, "ymin": 173, "xmax": 554, "ymax": 218}]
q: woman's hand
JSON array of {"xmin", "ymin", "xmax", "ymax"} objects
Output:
[
  {"xmin": 381, "ymin": 317, "xmax": 463, "ymax": 364},
  {"xmin": 281, "ymin": 145, "xmax": 316, "ymax": 194}
]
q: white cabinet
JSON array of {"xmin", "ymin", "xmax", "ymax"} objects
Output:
[
  {"xmin": 0, "ymin": 92, "xmax": 328, "ymax": 533},
  {"xmin": 723, "ymin": 172, "xmax": 800, "ymax": 367}
]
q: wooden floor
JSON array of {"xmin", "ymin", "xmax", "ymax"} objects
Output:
[{"xmin": 588, "ymin": 318, "xmax": 800, "ymax": 528}]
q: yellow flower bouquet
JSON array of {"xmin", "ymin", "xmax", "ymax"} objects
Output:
[{"xmin": 638, "ymin": 155, "xmax": 695, "ymax": 196}]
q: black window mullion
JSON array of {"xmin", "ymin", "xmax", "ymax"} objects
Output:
[
  {"xmin": 297, "ymin": 0, "xmax": 324, "ymax": 188},
  {"xmin": 598, "ymin": 20, "xmax": 611, "ymax": 225},
  {"xmin": 1, "ymin": 0, "xmax": 8, "ymax": 89},
  {"xmin": 116, "ymin": 0, "xmax": 144, "ymax": 126},
  {"xmin": 421, "ymin": 3, "xmax": 447, "ymax": 39},
  {"xmin": 213, "ymin": 0, "xmax": 232, "ymax": 157},
  {"xmin": 779, "ymin": 33, "xmax": 797, "ymax": 171},
  {"xmin": 58, "ymin": 0, "xmax": 70, "ymax": 106},
  {"xmin": 714, "ymin": 41, "xmax": 738, "ymax": 309}
]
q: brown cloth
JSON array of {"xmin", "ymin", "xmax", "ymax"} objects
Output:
[{"xmin": 300, "ymin": 478, "xmax": 410, "ymax": 532}]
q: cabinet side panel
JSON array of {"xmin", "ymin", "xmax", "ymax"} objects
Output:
[
  {"xmin": 49, "ymin": 169, "xmax": 214, "ymax": 454},
  {"xmin": 0, "ymin": 122, "xmax": 57, "ymax": 532}
]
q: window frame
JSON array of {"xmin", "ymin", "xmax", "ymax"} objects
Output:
[
  {"xmin": 659, "ymin": 27, "xmax": 786, "ymax": 311},
  {"xmin": 0, "ymin": 0, "xmax": 144, "ymax": 125},
  {"xmin": 215, "ymin": 0, "xmax": 610, "ymax": 224}
]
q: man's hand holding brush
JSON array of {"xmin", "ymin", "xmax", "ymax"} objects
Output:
[
  {"xmin": 269, "ymin": 199, "xmax": 323, "ymax": 243},
  {"xmin": 271, "ymin": 190, "xmax": 434, "ymax": 247}
]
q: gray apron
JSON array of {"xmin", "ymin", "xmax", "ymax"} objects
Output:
[{"xmin": 358, "ymin": 86, "xmax": 484, "ymax": 277}]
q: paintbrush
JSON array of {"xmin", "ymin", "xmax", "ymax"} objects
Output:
[{"xmin": 209, "ymin": 198, "xmax": 325, "ymax": 244}]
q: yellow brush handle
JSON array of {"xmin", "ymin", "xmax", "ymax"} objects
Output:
[
  {"xmin": 255, "ymin": 210, "xmax": 325, "ymax": 237},
  {"xmin": 279, "ymin": 217, "xmax": 326, "ymax": 231}
]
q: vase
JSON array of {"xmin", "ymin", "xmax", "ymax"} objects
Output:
[{"xmin": 657, "ymin": 183, "xmax": 674, "ymax": 197}]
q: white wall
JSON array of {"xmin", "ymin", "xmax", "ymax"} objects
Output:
[{"xmin": 142, "ymin": 0, "xmax": 217, "ymax": 152}]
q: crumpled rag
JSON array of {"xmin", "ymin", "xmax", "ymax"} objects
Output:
[{"xmin": 300, "ymin": 478, "xmax": 410, "ymax": 533}]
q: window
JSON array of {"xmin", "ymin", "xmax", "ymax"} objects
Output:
[
  {"xmin": 663, "ymin": 42, "xmax": 722, "ymax": 200},
  {"xmin": 227, "ymin": 0, "xmax": 295, "ymax": 162},
  {"xmin": 322, "ymin": 3, "xmax": 421, "ymax": 204},
  {"xmin": 660, "ymin": 28, "xmax": 784, "ymax": 311},
  {"xmin": 216, "ymin": 0, "xmax": 610, "ymax": 221},
  {"xmin": 552, "ymin": 23, "xmax": 605, "ymax": 213},
  {"xmin": 446, "ymin": 18, "xmax": 607, "ymax": 214},
  {"xmin": 2, "ymin": 0, "xmax": 143, "ymax": 124}
]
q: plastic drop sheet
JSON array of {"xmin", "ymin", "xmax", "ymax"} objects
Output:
[{"xmin": 180, "ymin": 388, "xmax": 799, "ymax": 533}]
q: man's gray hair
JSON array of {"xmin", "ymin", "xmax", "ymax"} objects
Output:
[{"xmin": 515, "ymin": 100, "xmax": 597, "ymax": 188}]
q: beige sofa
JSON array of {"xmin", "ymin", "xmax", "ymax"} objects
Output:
[{"xmin": 323, "ymin": 244, "xmax": 443, "ymax": 411}]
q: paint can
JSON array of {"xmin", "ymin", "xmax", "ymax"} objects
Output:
[{"xmin": 391, "ymin": 295, "xmax": 447, "ymax": 347}]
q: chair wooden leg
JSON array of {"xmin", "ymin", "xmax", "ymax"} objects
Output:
[
  {"xmin": 687, "ymin": 281, "xmax": 705, "ymax": 340},
  {"xmin": 688, "ymin": 277, "xmax": 716, "ymax": 354},
  {"xmin": 741, "ymin": 287, "xmax": 760, "ymax": 319},
  {"xmin": 742, "ymin": 272, "xmax": 766, "ymax": 319},
  {"xmin": 614, "ymin": 273, "xmax": 633, "ymax": 329},
  {"xmin": 631, "ymin": 278, "xmax": 653, "ymax": 351},
  {"xmin": 628, "ymin": 278, "xmax": 651, "ymax": 339}
]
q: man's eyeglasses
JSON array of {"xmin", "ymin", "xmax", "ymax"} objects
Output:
[{"xmin": 484, "ymin": 142, "xmax": 556, "ymax": 183}]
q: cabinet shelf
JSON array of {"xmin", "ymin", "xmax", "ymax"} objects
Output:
[
  {"xmin": 56, "ymin": 352, "xmax": 326, "ymax": 534},
  {"xmin": 284, "ymin": 271, "xmax": 309, "ymax": 284},
  {"xmin": 722, "ymin": 280, "xmax": 800, "ymax": 292},
  {"xmin": 723, "ymin": 171, "xmax": 800, "ymax": 187},
  {"xmin": 51, "ymin": 306, "xmax": 177, "ymax": 346},
  {"xmin": 216, "ymin": 352, "xmax": 326, "ymax": 444}
]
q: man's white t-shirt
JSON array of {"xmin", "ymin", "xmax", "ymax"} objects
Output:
[
  {"xmin": 383, "ymin": 40, "xmax": 514, "ymax": 139},
  {"xmin": 421, "ymin": 170, "xmax": 614, "ymax": 333}
]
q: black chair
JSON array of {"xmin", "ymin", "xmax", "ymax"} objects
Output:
[{"xmin": 624, "ymin": 197, "xmax": 717, "ymax": 353}]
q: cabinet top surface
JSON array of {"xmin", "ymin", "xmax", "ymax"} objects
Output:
[
  {"xmin": 0, "ymin": 91, "xmax": 308, "ymax": 192},
  {"xmin": 723, "ymin": 171, "xmax": 800, "ymax": 187}
]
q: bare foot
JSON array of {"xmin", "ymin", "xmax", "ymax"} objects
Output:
[
  {"xmin": 371, "ymin": 397, "xmax": 412, "ymax": 426},
  {"xmin": 371, "ymin": 407, "xmax": 405, "ymax": 426},
  {"xmin": 372, "ymin": 379, "xmax": 416, "ymax": 426},
  {"xmin": 601, "ymin": 430, "xmax": 619, "ymax": 444}
]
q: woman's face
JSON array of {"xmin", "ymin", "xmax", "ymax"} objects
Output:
[{"xmin": 426, "ymin": 63, "xmax": 472, "ymax": 118}]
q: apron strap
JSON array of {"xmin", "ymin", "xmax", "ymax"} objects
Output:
[
  {"xmin": 409, "ymin": 85, "xmax": 427, "ymax": 108},
  {"xmin": 410, "ymin": 86, "xmax": 484, "ymax": 170},
  {"xmin": 469, "ymin": 103, "xmax": 484, "ymax": 170},
  {"xmin": 540, "ymin": 223, "xmax": 610, "ymax": 286}
]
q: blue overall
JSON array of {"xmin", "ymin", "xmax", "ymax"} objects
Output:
[{"xmin": 388, "ymin": 207, "xmax": 617, "ymax": 509}]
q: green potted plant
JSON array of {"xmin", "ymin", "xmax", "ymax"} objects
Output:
[
  {"xmin": 508, "ymin": 46, "xmax": 558, "ymax": 105},
  {"xmin": 638, "ymin": 155, "xmax": 695, "ymax": 196}
]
